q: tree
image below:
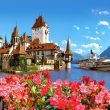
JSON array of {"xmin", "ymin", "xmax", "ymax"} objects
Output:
[{"xmin": 19, "ymin": 56, "xmax": 27, "ymax": 72}]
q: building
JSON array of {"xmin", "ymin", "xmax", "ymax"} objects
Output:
[
  {"xmin": 32, "ymin": 16, "xmax": 49, "ymax": 43},
  {"xmin": 0, "ymin": 16, "xmax": 72, "ymax": 70}
]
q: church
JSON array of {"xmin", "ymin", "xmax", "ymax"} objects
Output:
[{"xmin": 0, "ymin": 16, "xmax": 72, "ymax": 70}]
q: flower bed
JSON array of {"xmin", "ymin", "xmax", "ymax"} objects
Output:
[{"xmin": 0, "ymin": 71, "xmax": 110, "ymax": 110}]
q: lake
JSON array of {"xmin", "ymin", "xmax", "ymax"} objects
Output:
[
  {"xmin": 1, "ymin": 64, "xmax": 110, "ymax": 89},
  {"xmin": 51, "ymin": 64, "xmax": 110, "ymax": 89}
]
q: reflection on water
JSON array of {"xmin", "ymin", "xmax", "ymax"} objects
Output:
[
  {"xmin": 0, "ymin": 64, "xmax": 110, "ymax": 89},
  {"xmin": 0, "ymin": 73, "xmax": 7, "ymax": 78},
  {"xmin": 51, "ymin": 64, "xmax": 110, "ymax": 89}
]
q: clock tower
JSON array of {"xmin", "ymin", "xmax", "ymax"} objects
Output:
[{"xmin": 32, "ymin": 16, "xmax": 49, "ymax": 43}]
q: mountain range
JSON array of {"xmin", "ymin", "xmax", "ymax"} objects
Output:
[
  {"xmin": 100, "ymin": 46, "xmax": 110, "ymax": 58},
  {"xmin": 72, "ymin": 52, "xmax": 84, "ymax": 63}
]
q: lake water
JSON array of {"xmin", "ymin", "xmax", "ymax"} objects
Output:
[
  {"xmin": 1, "ymin": 64, "xmax": 110, "ymax": 89},
  {"xmin": 51, "ymin": 64, "xmax": 110, "ymax": 90}
]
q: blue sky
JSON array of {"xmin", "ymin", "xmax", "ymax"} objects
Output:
[{"xmin": 0, "ymin": 0, "xmax": 110, "ymax": 55}]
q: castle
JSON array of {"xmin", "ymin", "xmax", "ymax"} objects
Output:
[{"xmin": 0, "ymin": 16, "xmax": 72, "ymax": 70}]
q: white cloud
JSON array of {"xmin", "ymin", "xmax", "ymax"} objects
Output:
[
  {"xmin": 73, "ymin": 25, "xmax": 80, "ymax": 30},
  {"xmin": 98, "ymin": 10, "xmax": 110, "ymax": 15},
  {"xmin": 61, "ymin": 40, "xmax": 77, "ymax": 47},
  {"xmin": 98, "ymin": 20, "xmax": 109, "ymax": 26},
  {"xmin": 71, "ymin": 43, "xmax": 77, "ymax": 47},
  {"xmin": 74, "ymin": 49, "xmax": 84, "ymax": 55},
  {"xmin": 96, "ymin": 31, "xmax": 99, "ymax": 34},
  {"xmin": 81, "ymin": 43, "xmax": 102, "ymax": 52},
  {"xmin": 101, "ymin": 31, "xmax": 105, "ymax": 35},
  {"xmin": 61, "ymin": 40, "xmax": 67, "ymax": 45},
  {"xmin": 85, "ymin": 36, "xmax": 100, "ymax": 40},
  {"xmin": 92, "ymin": 9, "xmax": 110, "ymax": 15},
  {"xmin": 96, "ymin": 27, "xmax": 98, "ymax": 30},
  {"xmin": 95, "ymin": 31, "xmax": 106, "ymax": 35},
  {"xmin": 55, "ymin": 43, "xmax": 58, "ymax": 45},
  {"xmin": 60, "ymin": 47, "xmax": 64, "ymax": 51},
  {"xmin": 85, "ymin": 27, "xmax": 90, "ymax": 30},
  {"xmin": 50, "ymin": 40, "xmax": 53, "ymax": 43}
]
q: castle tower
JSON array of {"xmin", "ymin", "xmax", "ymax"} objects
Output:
[
  {"xmin": 64, "ymin": 39, "xmax": 72, "ymax": 69},
  {"xmin": 4, "ymin": 36, "xmax": 8, "ymax": 46},
  {"xmin": 32, "ymin": 16, "xmax": 49, "ymax": 43},
  {"xmin": 0, "ymin": 36, "xmax": 2, "ymax": 48},
  {"xmin": 21, "ymin": 32, "xmax": 30, "ymax": 50},
  {"xmin": 11, "ymin": 25, "xmax": 20, "ymax": 48}
]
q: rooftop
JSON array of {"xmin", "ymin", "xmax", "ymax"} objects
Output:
[{"xmin": 32, "ymin": 16, "xmax": 46, "ymax": 28}]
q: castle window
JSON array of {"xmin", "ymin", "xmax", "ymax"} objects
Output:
[
  {"xmin": 42, "ymin": 51, "xmax": 44, "ymax": 55},
  {"xmin": 51, "ymin": 50, "xmax": 54, "ymax": 55}
]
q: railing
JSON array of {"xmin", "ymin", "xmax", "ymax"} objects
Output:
[{"xmin": 0, "ymin": 96, "xmax": 6, "ymax": 110}]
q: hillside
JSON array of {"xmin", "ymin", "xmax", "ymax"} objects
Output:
[{"xmin": 100, "ymin": 46, "xmax": 110, "ymax": 58}]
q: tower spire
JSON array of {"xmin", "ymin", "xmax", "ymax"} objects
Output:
[
  {"xmin": 5, "ymin": 36, "xmax": 8, "ymax": 46},
  {"xmin": 65, "ymin": 38, "xmax": 72, "ymax": 55},
  {"xmin": 14, "ymin": 24, "xmax": 18, "ymax": 37}
]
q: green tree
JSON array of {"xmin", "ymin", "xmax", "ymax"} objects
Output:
[{"xmin": 19, "ymin": 56, "xmax": 27, "ymax": 72}]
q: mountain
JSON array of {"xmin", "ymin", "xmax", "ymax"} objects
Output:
[
  {"xmin": 100, "ymin": 46, "xmax": 110, "ymax": 58},
  {"xmin": 73, "ymin": 53, "xmax": 84, "ymax": 60}
]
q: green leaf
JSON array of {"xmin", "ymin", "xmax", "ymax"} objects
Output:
[
  {"xmin": 27, "ymin": 80, "xmax": 34, "ymax": 84},
  {"xmin": 48, "ymin": 87, "xmax": 54, "ymax": 96},
  {"xmin": 34, "ymin": 104, "xmax": 42, "ymax": 110},
  {"xmin": 31, "ymin": 86, "xmax": 36, "ymax": 94}
]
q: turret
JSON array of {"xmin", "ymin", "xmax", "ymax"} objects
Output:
[
  {"xmin": 11, "ymin": 25, "xmax": 20, "ymax": 48},
  {"xmin": 4, "ymin": 36, "xmax": 8, "ymax": 46},
  {"xmin": 32, "ymin": 16, "xmax": 49, "ymax": 43},
  {"xmin": 64, "ymin": 39, "xmax": 72, "ymax": 69},
  {"xmin": 0, "ymin": 36, "xmax": 2, "ymax": 48},
  {"xmin": 21, "ymin": 32, "xmax": 30, "ymax": 50}
]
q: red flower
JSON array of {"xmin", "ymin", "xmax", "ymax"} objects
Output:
[
  {"xmin": 33, "ymin": 75, "xmax": 41, "ymax": 85},
  {"xmin": 55, "ymin": 87, "xmax": 62, "ymax": 96},
  {"xmin": 41, "ymin": 86, "xmax": 48, "ymax": 95},
  {"xmin": 56, "ymin": 79, "xmax": 62, "ymax": 87},
  {"xmin": 50, "ymin": 96, "xmax": 58, "ymax": 106},
  {"xmin": 30, "ymin": 107, "xmax": 35, "ymax": 110},
  {"xmin": 82, "ymin": 76, "xmax": 90, "ymax": 84},
  {"xmin": 99, "ymin": 80, "xmax": 105, "ymax": 86},
  {"xmin": 76, "ymin": 104, "xmax": 85, "ymax": 110},
  {"xmin": 64, "ymin": 80, "xmax": 69, "ymax": 87},
  {"xmin": 57, "ymin": 98, "xmax": 67, "ymax": 110},
  {"xmin": 42, "ymin": 70, "xmax": 51, "ymax": 79}
]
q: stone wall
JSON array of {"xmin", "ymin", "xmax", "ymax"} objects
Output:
[{"xmin": 37, "ymin": 65, "xmax": 54, "ymax": 71}]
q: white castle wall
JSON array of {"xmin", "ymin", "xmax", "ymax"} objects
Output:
[
  {"xmin": 0, "ymin": 43, "xmax": 2, "ymax": 48},
  {"xmin": 32, "ymin": 25, "xmax": 49, "ymax": 43},
  {"xmin": 65, "ymin": 62, "xmax": 71, "ymax": 69},
  {"xmin": 23, "ymin": 42, "xmax": 30, "ymax": 50}
]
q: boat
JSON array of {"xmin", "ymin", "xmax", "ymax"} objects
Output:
[{"xmin": 79, "ymin": 50, "xmax": 110, "ymax": 71}]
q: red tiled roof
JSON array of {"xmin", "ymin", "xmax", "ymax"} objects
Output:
[
  {"xmin": 30, "ymin": 38, "xmax": 40, "ymax": 46},
  {"xmin": 12, "ymin": 41, "xmax": 27, "ymax": 55},
  {"xmin": 22, "ymin": 33, "xmax": 30, "ymax": 43},
  {"xmin": 27, "ymin": 40, "xmax": 60, "ymax": 51},
  {"xmin": 0, "ymin": 45, "xmax": 10, "ymax": 54},
  {"xmin": 32, "ymin": 16, "xmax": 46, "ymax": 28},
  {"xmin": 65, "ymin": 39, "xmax": 72, "ymax": 55}
]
